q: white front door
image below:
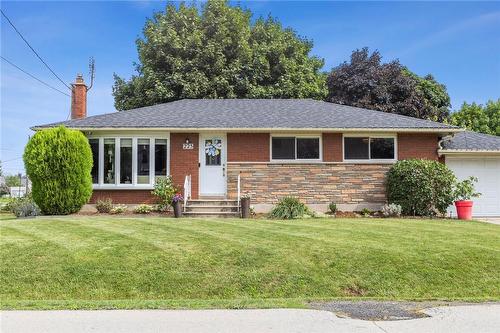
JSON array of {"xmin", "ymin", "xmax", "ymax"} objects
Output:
[{"xmin": 199, "ymin": 134, "xmax": 227, "ymax": 196}]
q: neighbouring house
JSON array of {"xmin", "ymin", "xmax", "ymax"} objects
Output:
[
  {"xmin": 9, "ymin": 186, "xmax": 27, "ymax": 198},
  {"xmin": 33, "ymin": 75, "xmax": 500, "ymax": 216}
]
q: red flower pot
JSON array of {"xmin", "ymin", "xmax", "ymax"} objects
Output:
[{"xmin": 455, "ymin": 200, "xmax": 473, "ymax": 220}]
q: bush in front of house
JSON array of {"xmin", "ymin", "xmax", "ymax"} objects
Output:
[
  {"xmin": 151, "ymin": 176, "xmax": 177, "ymax": 211},
  {"xmin": 328, "ymin": 202, "xmax": 337, "ymax": 215},
  {"xmin": 381, "ymin": 203, "xmax": 402, "ymax": 217},
  {"xmin": 360, "ymin": 208, "xmax": 372, "ymax": 217},
  {"xmin": 269, "ymin": 197, "xmax": 315, "ymax": 219},
  {"xmin": 23, "ymin": 126, "xmax": 93, "ymax": 215},
  {"xmin": 134, "ymin": 204, "xmax": 153, "ymax": 214},
  {"xmin": 110, "ymin": 204, "xmax": 127, "ymax": 214},
  {"xmin": 96, "ymin": 198, "xmax": 113, "ymax": 213},
  {"xmin": 387, "ymin": 159, "xmax": 456, "ymax": 216},
  {"xmin": 9, "ymin": 196, "xmax": 40, "ymax": 218}
]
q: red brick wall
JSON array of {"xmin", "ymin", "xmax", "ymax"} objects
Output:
[
  {"xmin": 227, "ymin": 133, "xmax": 345, "ymax": 162},
  {"xmin": 398, "ymin": 133, "xmax": 439, "ymax": 160},
  {"xmin": 170, "ymin": 133, "xmax": 199, "ymax": 199},
  {"xmin": 227, "ymin": 133, "xmax": 270, "ymax": 162},
  {"xmin": 90, "ymin": 190, "xmax": 155, "ymax": 204},
  {"xmin": 323, "ymin": 133, "xmax": 343, "ymax": 162}
]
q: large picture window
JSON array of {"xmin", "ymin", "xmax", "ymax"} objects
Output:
[
  {"xmin": 120, "ymin": 139, "xmax": 132, "ymax": 184},
  {"xmin": 137, "ymin": 139, "xmax": 150, "ymax": 184},
  {"xmin": 89, "ymin": 136, "xmax": 168, "ymax": 187},
  {"xmin": 344, "ymin": 136, "xmax": 395, "ymax": 161},
  {"xmin": 271, "ymin": 136, "xmax": 321, "ymax": 161},
  {"xmin": 103, "ymin": 138, "xmax": 116, "ymax": 184},
  {"xmin": 89, "ymin": 139, "xmax": 99, "ymax": 184},
  {"xmin": 155, "ymin": 139, "xmax": 168, "ymax": 179}
]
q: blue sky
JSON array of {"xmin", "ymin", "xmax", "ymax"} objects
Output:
[{"xmin": 1, "ymin": 1, "xmax": 499, "ymax": 175}]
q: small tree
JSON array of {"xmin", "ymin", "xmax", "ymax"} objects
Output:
[
  {"xmin": 453, "ymin": 177, "xmax": 481, "ymax": 201},
  {"xmin": 23, "ymin": 126, "xmax": 93, "ymax": 215},
  {"xmin": 387, "ymin": 159, "xmax": 456, "ymax": 216}
]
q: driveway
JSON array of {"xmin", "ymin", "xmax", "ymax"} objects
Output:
[
  {"xmin": 478, "ymin": 217, "xmax": 500, "ymax": 225},
  {"xmin": 1, "ymin": 304, "xmax": 499, "ymax": 333}
]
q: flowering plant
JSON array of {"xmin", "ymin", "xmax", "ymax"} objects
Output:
[{"xmin": 172, "ymin": 193, "xmax": 184, "ymax": 203}]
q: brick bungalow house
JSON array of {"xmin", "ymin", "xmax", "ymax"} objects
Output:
[{"xmin": 34, "ymin": 75, "xmax": 500, "ymax": 216}]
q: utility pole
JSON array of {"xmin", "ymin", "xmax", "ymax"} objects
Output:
[{"xmin": 18, "ymin": 172, "xmax": 22, "ymax": 198}]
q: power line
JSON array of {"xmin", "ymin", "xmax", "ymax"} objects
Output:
[
  {"xmin": 1, "ymin": 56, "xmax": 70, "ymax": 97},
  {"xmin": 1, "ymin": 9, "xmax": 72, "ymax": 91},
  {"xmin": 1, "ymin": 157, "xmax": 23, "ymax": 163}
]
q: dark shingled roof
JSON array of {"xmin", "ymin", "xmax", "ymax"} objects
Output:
[
  {"xmin": 35, "ymin": 99, "xmax": 459, "ymax": 130},
  {"xmin": 443, "ymin": 131, "xmax": 500, "ymax": 151}
]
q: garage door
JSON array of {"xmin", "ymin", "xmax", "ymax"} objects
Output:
[{"xmin": 446, "ymin": 156, "xmax": 500, "ymax": 217}]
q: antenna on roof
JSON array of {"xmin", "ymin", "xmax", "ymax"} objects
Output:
[{"xmin": 87, "ymin": 57, "xmax": 95, "ymax": 91}]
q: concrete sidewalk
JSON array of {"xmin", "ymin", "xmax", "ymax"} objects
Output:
[{"xmin": 1, "ymin": 304, "xmax": 499, "ymax": 333}]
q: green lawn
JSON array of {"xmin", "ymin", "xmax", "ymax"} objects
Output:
[{"xmin": 1, "ymin": 215, "xmax": 499, "ymax": 310}]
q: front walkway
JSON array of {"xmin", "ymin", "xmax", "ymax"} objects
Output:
[{"xmin": 2, "ymin": 304, "xmax": 499, "ymax": 333}]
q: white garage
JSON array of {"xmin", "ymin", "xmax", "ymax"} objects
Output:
[{"xmin": 441, "ymin": 131, "xmax": 500, "ymax": 217}]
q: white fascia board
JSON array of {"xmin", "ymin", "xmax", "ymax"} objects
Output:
[{"xmin": 32, "ymin": 127, "xmax": 463, "ymax": 135}]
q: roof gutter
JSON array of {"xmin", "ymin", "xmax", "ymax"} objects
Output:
[
  {"xmin": 438, "ymin": 149, "xmax": 500, "ymax": 156},
  {"xmin": 31, "ymin": 126, "xmax": 463, "ymax": 134}
]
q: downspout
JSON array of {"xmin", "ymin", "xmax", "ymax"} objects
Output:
[{"xmin": 437, "ymin": 133, "xmax": 455, "ymax": 157}]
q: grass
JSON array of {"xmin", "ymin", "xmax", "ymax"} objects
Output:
[{"xmin": 1, "ymin": 215, "xmax": 499, "ymax": 310}]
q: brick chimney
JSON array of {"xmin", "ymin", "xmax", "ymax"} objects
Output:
[{"xmin": 71, "ymin": 74, "xmax": 87, "ymax": 119}]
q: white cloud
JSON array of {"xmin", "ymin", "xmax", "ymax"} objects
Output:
[{"xmin": 395, "ymin": 11, "xmax": 500, "ymax": 57}]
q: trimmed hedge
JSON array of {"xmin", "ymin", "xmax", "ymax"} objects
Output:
[
  {"xmin": 386, "ymin": 159, "xmax": 456, "ymax": 216},
  {"xmin": 24, "ymin": 126, "xmax": 93, "ymax": 215}
]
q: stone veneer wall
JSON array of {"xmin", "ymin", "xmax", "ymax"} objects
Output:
[{"xmin": 227, "ymin": 163, "xmax": 391, "ymax": 209}]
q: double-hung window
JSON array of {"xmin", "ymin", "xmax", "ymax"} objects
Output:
[
  {"xmin": 89, "ymin": 136, "xmax": 169, "ymax": 188},
  {"xmin": 343, "ymin": 135, "xmax": 396, "ymax": 161},
  {"xmin": 271, "ymin": 136, "xmax": 321, "ymax": 161}
]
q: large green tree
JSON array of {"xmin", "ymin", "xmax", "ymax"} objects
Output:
[
  {"xmin": 451, "ymin": 99, "xmax": 500, "ymax": 136},
  {"xmin": 113, "ymin": 0, "xmax": 326, "ymax": 110},
  {"xmin": 485, "ymin": 99, "xmax": 500, "ymax": 135},
  {"xmin": 326, "ymin": 48, "xmax": 451, "ymax": 121}
]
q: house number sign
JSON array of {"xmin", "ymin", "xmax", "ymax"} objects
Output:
[{"xmin": 183, "ymin": 143, "xmax": 194, "ymax": 150}]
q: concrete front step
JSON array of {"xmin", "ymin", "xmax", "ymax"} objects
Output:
[
  {"xmin": 183, "ymin": 211, "xmax": 240, "ymax": 218},
  {"xmin": 185, "ymin": 205, "xmax": 239, "ymax": 213},
  {"xmin": 184, "ymin": 199, "xmax": 240, "ymax": 218},
  {"xmin": 187, "ymin": 200, "xmax": 239, "ymax": 206}
]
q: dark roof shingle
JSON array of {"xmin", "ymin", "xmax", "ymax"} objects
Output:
[
  {"xmin": 35, "ymin": 99, "xmax": 458, "ymax": 131},
  {"xmin": 442, "ymin": 131, "xmax": 500, "ymax": 151}
]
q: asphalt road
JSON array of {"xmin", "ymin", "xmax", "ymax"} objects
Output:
[{"xmin": 1, "ymin": 304, "xmax": 499, "ymax": 333}]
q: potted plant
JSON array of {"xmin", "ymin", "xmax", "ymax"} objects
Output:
[
  {"xmin": 453, "ymin": 176, "xmax": 481, "ymax": 220},
  {"xmin": 240, "ymin": 193, "xmax": 251, "ymax": 218},
  {"xmin": 172, "ymin": 193, "xmax": 183, "ymax": 218}
]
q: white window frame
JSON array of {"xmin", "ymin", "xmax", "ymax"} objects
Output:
[
  {"xmin": 88, "ymin": 134, "xmax": 170, "ymax": 189},
  {"xmin": 342, "ymin": 134, "xmax": 397, "ymax": 163},
  {"xmin": 270, "ymin": 134, "xmax": 323, "ymax": 162}
]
